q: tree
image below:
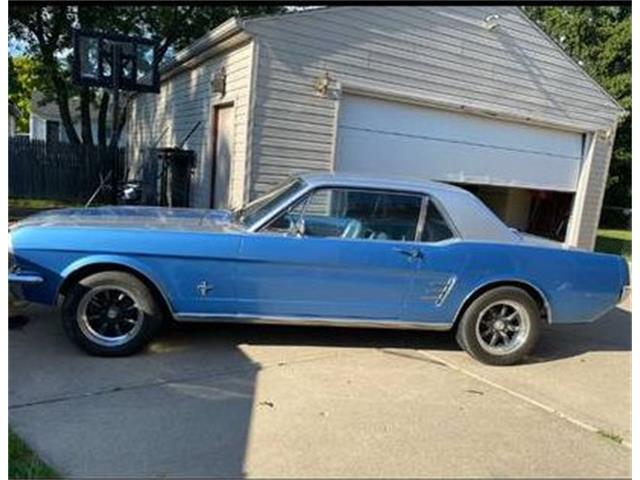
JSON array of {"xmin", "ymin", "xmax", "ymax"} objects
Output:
[
  {"xmin": 9, "ymin": 55, "xmax": 49, "ymax": 132},
  {"xmin": 8, "ymin": 5, "xmax": 283, "ymax": 148},
  {"xmin": 524, "ymin": 6, "xmax": 631, "ymax": 208}
]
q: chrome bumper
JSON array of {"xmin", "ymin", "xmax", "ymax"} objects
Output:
[
  {"xmin": 9, "ymin": 271, "xmax": 44, "ymax": 284},
  {"xmin": 620, "ymin": 285, "xmax": 631, "ymax": 303}
]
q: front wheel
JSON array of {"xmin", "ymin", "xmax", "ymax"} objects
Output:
[
  {"xmin": 455, "ymin": 286, "xmax": 542, "ymax": 366},
  {"xmin": 61, "ymin": 271, "xmax": 164, "ymax": 356}
]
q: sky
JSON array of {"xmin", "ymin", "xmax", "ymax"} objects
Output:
[{"xmin": 9, "ymin": 38, "xmax": 27, "ymax": 57}]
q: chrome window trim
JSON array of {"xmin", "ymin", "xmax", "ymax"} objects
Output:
[
  {"xmin": 414, "ymin": 195, "xmax": 429, "ymax": 242},
  {"xmin": 254, "ymin": 183, "xmax": 429, "ymax": 242},
  {"xmin": 248, "ymin": 179, "xmax": 463, "ymax": 245},
  {"xmin": 173, "ymin": 312, "xmax": 452, "ymax": 331}
]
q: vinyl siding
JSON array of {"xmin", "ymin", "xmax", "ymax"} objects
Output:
[
  {"xmin": 243, "ymin": 6, "xmax": 621, "ymax": 248},
  {"xmin": 128, "ymin": 40, "xmax": 254, "ymax": 208}
]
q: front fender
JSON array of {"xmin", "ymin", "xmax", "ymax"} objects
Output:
[{"xmin": 57, "ymin": 254, "xmax": 174, "ymax": 311}]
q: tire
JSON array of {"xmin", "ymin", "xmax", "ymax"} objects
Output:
[
  {"xmin": 61, "ymin": 271, "xmax": 164, "ymax": 356},
  {"xmin": 455, "ymin": 286, "xmax": 541, "ymax": 366}
]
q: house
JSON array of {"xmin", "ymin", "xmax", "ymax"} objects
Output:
[
  {"xmin": 127, "ymin": 6, "xmax": 624, "ymax": 249},
  {"xmin": 30, "ymin": 92, "xmax": 96, "ymax": 143},
  {"xmin": 9, "ymin": 102, "xmax": 21, "ymax": 136},
  {"xmin": 29, "ymin": 92, "xmax": 125, "ymax": 145}
]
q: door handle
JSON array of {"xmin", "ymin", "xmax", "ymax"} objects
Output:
[{"xmin": 393, "ymin": 247, "xmax": 424, "ymax": 261}]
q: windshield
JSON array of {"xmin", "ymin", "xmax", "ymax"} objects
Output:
[{"xmin": 234, "ymin": 177, "xmax": 306, "ymax": 226}]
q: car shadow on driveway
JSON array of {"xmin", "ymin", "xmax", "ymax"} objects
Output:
[
  {"xmin": 164, "ymin": 305, "xmax": 631, "ymax": 364},
  {"xmin": 9, "ymin": 305, "xmax": 260, "ymax": 478},
  {"xmin": 533, "ymin": 306, "xmax": 631, "ymax": 362}
]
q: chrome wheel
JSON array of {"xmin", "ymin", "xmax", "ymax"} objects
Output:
[
  {"xmin": 475, "ymin": 300, "xmax": 531, "ymax": 356},
  {"xmin": 77, "ymin": 285, "xmax": 144, "ymax": 347}
]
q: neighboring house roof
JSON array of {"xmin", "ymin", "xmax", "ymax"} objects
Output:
[
  {"xmin": 31, "ymin": 92, "xmax": 62, "ymax": 120},
  {"xmin": 31, "ymin": 91, "xmax": 101, "ymax": 122},
  {"xmin": 9, "ymin": 101, "xmax": 21, "ymax": 118},
  {"xmin": 161, "ymin": 6, "xmax": 623, "ymax": 116}
]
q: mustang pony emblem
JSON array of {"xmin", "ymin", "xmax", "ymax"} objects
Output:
[{"xmin": 197, "ymin": 281, "xmax": 213, "ymax": 297}]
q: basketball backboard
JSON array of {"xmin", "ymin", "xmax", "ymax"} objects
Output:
[{"xmin": 73, "ymin": 30, "xmax": 160, "ymax": 93}]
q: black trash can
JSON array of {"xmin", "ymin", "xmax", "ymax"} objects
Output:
[{"xmin": 154, "ymin": 148, "xmax": 196, "ymax": 207}]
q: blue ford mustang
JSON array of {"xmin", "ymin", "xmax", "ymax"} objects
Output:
[{"xmin": 9, "ymin": 173, "xmax": 629, "ymax": 365}]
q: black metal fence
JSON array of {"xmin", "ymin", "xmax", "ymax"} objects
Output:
[{"xmin": 9, "ymin": 137, "xmax": 126, "ymax": 203}]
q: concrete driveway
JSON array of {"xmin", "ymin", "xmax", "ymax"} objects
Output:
[{"xmin": 10, "ymin": 299, "xmax": 631, "ymax": 478}]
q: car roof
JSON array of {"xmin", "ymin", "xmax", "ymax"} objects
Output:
[
  {"xmin": 297, "ymin": 172, "xmax": 519, "ymax": 244},
  {"xmin": 299, "ymin": 172, "xmax": 464, "ymax": 195}
]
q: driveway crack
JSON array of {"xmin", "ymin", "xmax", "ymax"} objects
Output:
[{"xmin": 10, "ymin": 350, "xmax": 347, "ymax": 410}]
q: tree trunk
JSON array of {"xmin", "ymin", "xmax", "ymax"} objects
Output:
[
  {"xmin": 109, "ymin": 93, "xmax": 131, "ymax": 149},
  {"xmin": 80, "ymin": 86, "xmax": 94, "ymax": 145},
  {"xmin": 97, "ymin": 90, "xmax": 110, "ymax": 149},
  {"xmin": 51, "ymin": 75, "xmax": 81, "ymax": 145},
  {"xmin": 114, "ymin": 100, "xmax": 129, "ymax": 147}
]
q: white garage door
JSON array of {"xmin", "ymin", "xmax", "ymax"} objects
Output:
[{"xmin": 336, "ymin": 95, "xmax": 584, "ymax": 192}]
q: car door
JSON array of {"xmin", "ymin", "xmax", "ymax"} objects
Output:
[
  {"xmin": 402, "ymin": 198, "xmax": 470, "ymax": 326},
  {"xmin": 235, "ymin": 187, "xmax": 424, "ymax": 321}
]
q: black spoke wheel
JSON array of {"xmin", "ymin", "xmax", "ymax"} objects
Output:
[
  {"xmin": 455, "ymin": 286, "xmax": 541, "ymax": 366},
  {"xmin": 78, "ymin": 286, "xmax": 144, "ymax": 347},
  {"xmin": 475, "ymin": 301, "xmax": 530, "ymax": 356},
  {"xmin": 62, "ymin": 271, "xmax": 165, "ymax": 356}
]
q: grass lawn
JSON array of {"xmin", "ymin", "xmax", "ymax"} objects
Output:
[
  {"xmin": 9, "ymin": 430, "xmax": 59, "ymax": 479},
  {"xmin": 595, "ymin": 229, "xmax": 632, "ymax": 261},
  {"xmin": 9, "ymin": 198, "xmax": 83, "ymax": 209},
  {"xmin": 9, "ymin": 198, "xmax": 86, "ymax": 223}
]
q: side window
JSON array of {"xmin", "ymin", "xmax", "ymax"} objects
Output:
[
  {"xmin": 421, "ymin": 201, "xmax": 455, "ymax": 242},
  {"xmin": 264, "ymin": 188, "xmax": 422, "ymax": 242}
]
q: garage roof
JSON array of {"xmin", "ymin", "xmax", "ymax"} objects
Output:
[{"xmin": 162, "ymin": 7, "xmax": 624, "ymax": 118}]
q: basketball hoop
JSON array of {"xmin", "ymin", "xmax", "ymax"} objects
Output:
[
  {"xmin": 73, "ymin": 29, "xmax": 160, "ymax": 205},
  {"xmin": 73, "ymin": 29, "xmax": 160, "ymax": 93}
]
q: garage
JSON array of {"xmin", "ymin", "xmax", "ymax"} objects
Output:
[
  {"xmin": 335, "ymin": 95, "xmax": 585, "ymax": 241},
  {"xmin": 129, "ymin": 6, "xmax": 624, "ymax": 249}
]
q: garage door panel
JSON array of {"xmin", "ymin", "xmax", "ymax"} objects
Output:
[
  {"xmin": 337, "ymin": 95, "xmax": 583, "ymax": 192},
  {"xmin": 338, "ymin": 127, "xmax": 581, "ymax": 191}
]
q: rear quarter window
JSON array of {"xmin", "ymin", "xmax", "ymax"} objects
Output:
[{"xmin": 422, "ymin": 201, "xmax": 455, "ymax": 242}]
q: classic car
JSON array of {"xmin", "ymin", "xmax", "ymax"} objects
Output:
[{"xmin": 9, "ymin": 173, "xmax": 629, "ymax": 365}]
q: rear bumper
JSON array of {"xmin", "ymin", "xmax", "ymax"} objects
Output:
[{"xmin": 620, "ymin": 285, "xmax": 631, "ymax": 303}]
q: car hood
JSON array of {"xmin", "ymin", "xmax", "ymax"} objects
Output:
[{"xmin": 11, "ymin": 206, "xmax": 241, "ymax": 233}]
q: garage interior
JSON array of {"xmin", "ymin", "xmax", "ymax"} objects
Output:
[{"xmin": 450, "ymin": 184, "xmax": 575, "ymax": 242}]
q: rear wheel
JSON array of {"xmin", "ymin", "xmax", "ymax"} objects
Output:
[
  {"xmin": 456, "ymin": 286, "xmax": 541, "ymax": 366},
  {"xmin": 61, "ymin": 271, "xmax": 164, "ymax": 356}
]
